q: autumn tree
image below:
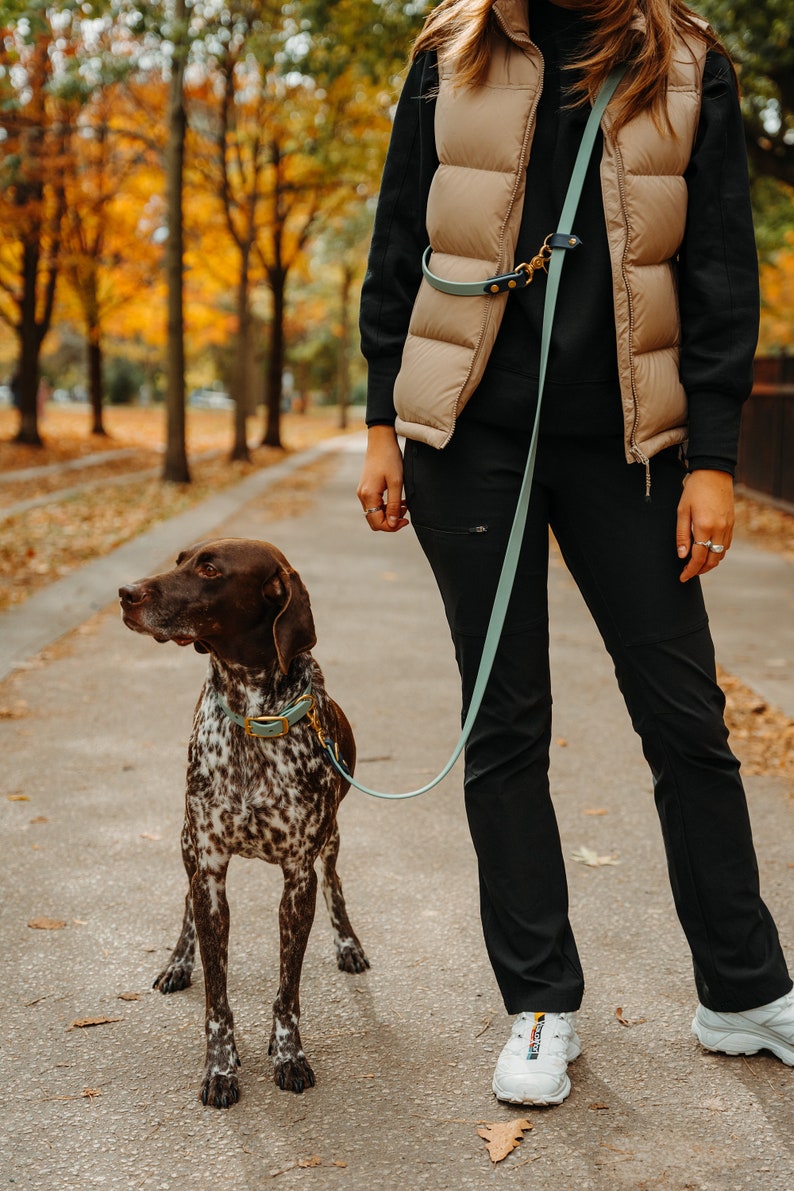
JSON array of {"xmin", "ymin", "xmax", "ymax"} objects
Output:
[
  {"xmin": 61, "ymin": 70, "xmax": 164, "ymax": 436},
  {"xmin": 699, "ymin": 0, "xmax": 794, "ymax": 190},
  {"xmin": 188, "ymin": 1, "xmax": 424, "ymax": 455},
  {"xmin": 0, "ymin": 2, "xmax": 75, "ymax": 445}
]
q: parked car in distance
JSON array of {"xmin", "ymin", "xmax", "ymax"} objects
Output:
[{"xmin": 188, "ymin": 388, "xmax": 234, "ymax": 409}]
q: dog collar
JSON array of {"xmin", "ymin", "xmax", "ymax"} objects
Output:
[{"xmin": 216, "ymin": 686, "xmax": 314, "ymax": 739}]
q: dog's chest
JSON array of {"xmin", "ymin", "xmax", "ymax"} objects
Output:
[{"xmin": 186, "ymin": 697, "xmax": 335, "ymax": 863}]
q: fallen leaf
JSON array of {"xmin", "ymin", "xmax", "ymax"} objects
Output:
[
  {"xmin": 7, "ymin": 794, "xmax": 30, "ymax": 802},
  {"xmin": 589, "ymin": 1102, "xmax": 610, "ymax": 1111},
  {"xmin": 571, "ymin": 846, "xmax": 619, "ymax": 868},
  {"xmin": 555, "ymin": 737, "xmax": 568, "ymax": 747},
  {"xmin": 28, "ymin": 917, "xmax": 66, "ymax": 930},
  {"xmin": 0, "ymin": 702, "xmax": 29, "ymax": 719},
  {"xmin": 615, "ymin": 1007, "xmax": 646, "ymax": 1028},
  {"xmin": 139, "ymin": 831, "xmax": 162, "ymax": 841},
  {"xmin": 582, "ymin": 808, "xmax": 608, "ymax": 816},
  {"xmin": 82, "ymin": 1088, "xmax": 102, "ymax": 1100},
  {"xmin": 30, "ymin": 816, "xmax": 48, "ymax": 824},
  {"xmin": 332, "ymin": 1161, "xmax": 347, "ymax": 1168},
  {"xmin": 477, "ymin": 1119, "xmax": 533, "ymax": 1163},
  {"xmin": 297, "ymin": 1156, "xmax": 322, "ymax": 1169},
  {"xmin": 68, "ymin": 1016, "xmax": 123, "ymax": 1030},
  {"xmin": 117, "ymin": 992, "xmax": 141, "ymax": 1001}
]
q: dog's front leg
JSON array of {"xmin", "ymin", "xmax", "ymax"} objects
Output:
[
  {"xmin": 154, "ymin": 819, "xmax": 197, "ymax": 993},
  {"xmin": 191, "ymin": 856, "xmax": 241, "ymax": 1108},
  {"xmin": 269, "ymin": 863, "xmax": 317, "ymax": 1093}
]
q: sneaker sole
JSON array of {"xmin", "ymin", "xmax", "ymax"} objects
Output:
[
  {"xmin": 492, "ymin": 1073, "xmax": 572, "ymax": 1107},
  {"xmin": 692, "ymin": 1020, "xmax": 794, "ymax": 1066}
]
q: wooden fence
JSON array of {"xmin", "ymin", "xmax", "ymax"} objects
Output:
[{"xmin": 736, "ymin": 356, "xmax": 794, "ymax": 511}]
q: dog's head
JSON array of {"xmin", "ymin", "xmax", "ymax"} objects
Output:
[{"xmin": 119, "ymin": 538, "xmax": 316, "ymax": 674}]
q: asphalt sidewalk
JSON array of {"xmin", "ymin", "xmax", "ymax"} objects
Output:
[{"xmin": 1, "ymin": 434, "xmax": 792, "ymax": 1190}]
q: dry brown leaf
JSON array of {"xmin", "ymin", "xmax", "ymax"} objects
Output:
[
  {"xmin": 615, "ymin": 1007, "xmax": 646, "ymax": 1028},
  {"xmin": 82, "ymin": 1088, "xmax": 102, "ymax": 1100},
  {"xmin": 117, "ymin": 992, "xmax": 141, "ymax": 1002},
  {"xmin": 68, "ymin": 1016, "xmax": 123, "ymax": 1030},
  {"xmin": 589, "ymin": 1102, "xmax": 610, "ymax": 1111},
  {"xmin": 582, "ymin": 807, "xmax": 608, "ymax": 816},
  {"xmin": 477, "ymin": 1119, "xmax": 533, "ymax": 1163},
  {"xmin": 571, "ymin": 846, "xmax": 620, "ymax": 868},
  {"xmin": 29, "ymin": 815, "xmax": 48, "ymax": 824},
  {"xmin": 297, "ymin": 1157, "xmax": 322, "ymax": 1169},
  {"xmin": 7, "ymin": 794, "xmax": 30, "ymax": 801},
  {"xmin": 555, "ymin": 737, "xmax": 568, "ymax": 747},
  {"xmin": 28, "ymin": 917, "xmax": 66, "ymax": 930},
  {"xmin": 0, "ymin": 702, "xmax": 29, "ymax": 719}
]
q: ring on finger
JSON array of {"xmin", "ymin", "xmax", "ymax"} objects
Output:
[
  {"xmin": 363, "ymin": 505, "xmax": 383, "ymax": 516},
  {"xmin": 694, "ymin": 539, "xmax": 725, "ymax": 555}
]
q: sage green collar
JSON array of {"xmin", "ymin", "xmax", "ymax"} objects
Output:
[{"xmin": 216, "ymin": 686, "xmax": 314, "ymax": 739}]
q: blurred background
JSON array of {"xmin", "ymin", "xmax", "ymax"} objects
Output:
[{"xmin": 0, "ymin": 1, "xmax": 790, "ymax": 491}]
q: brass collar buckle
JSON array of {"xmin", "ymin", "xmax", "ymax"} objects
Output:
[{"xmin": 244, "ymin": 713, "xmax": 290, "ymax": 737}]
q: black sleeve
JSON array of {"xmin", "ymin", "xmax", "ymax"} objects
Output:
[
  {"xmin": 678, "ymin": 50, "xmax": 759, "ymax": 475},
  {"xmin": 358, "ymin": 53, "xmax": 439, "ymax": 426}
]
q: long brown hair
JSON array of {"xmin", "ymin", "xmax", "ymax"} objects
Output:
[{"xmin": 411, "ymin": 0, "xmax": 732, "ymax": 131}]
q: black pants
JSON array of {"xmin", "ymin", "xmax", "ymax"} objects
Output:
[{"xmin": 403, "ymin": 417, "xmax": 791, "ymax": 1014}]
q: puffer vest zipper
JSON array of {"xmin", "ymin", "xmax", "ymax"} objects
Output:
[{"xmin": 393, "ymin": 0, "xmax": 707, "ymax": 465}]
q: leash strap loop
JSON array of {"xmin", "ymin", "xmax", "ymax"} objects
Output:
[{"xmin": 333, "ymin": 69, "xmax": 626, "ymax": 800}]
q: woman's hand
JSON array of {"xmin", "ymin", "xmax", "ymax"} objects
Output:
[
  {"xmin": 357, "ymin": 425, "xmax": 409, "ymax": 533},
  {"xmin": 676, "ymin": 469, "xmax": 734, "ymax": 582}
]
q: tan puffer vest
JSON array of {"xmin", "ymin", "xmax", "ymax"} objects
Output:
[{"xmin": 393, "ymin": 0, "xmax": 707, "ymax": 466}]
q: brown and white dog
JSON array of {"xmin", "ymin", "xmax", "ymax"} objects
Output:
[{"xmin": 119, "ymin": 538, "xmax": 368, "ymax": 1108}]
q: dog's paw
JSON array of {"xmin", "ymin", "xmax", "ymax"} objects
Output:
[
  {"xmin": 200, "ymin": 1071, "xmax": 240, "ymax": 1109},
  {"xmin": 153, "ymin": 963, "xmax": 192, "ymax": 994},
  {"xmin": 273, "ymin": 1054, "xmax": 316, "ymax": 1094},
  {"xmin": 336, "ymin": 940, "xmax": 370, "ymax": 974}
]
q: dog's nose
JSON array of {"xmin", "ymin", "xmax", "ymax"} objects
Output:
[{"xmin": 119, "ymin": 583, "xmax": 148, "ymax": 607}]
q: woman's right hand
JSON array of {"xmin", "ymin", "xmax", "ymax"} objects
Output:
[{"xmin": 357, "ymin": 425, "xmax": 409, "ymax": 532}]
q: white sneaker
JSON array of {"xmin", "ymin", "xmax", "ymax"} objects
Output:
[
  {"xmin": 492, "ymin": 1011, "xmax": 581, "ymax": 1105},
  {"xmin": 692, "ymin": 989, "xmax": 794, "ymax": 1065}
]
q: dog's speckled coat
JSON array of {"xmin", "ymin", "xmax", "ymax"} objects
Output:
[{"xmin": 119, "ymin": 538, "xmax": 368, "ymax": 1108}]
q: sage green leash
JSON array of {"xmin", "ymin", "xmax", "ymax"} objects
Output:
[{"xmin": 323, "ymin": 68, "xmax": 627, "ymax": 800}]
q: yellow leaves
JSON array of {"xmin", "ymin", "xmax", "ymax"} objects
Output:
[{"xmin": 477, "ymin": 1118, "xmax": 533, "ymax": 1163}]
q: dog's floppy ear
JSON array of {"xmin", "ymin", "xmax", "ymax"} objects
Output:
[{"xmin": 262, "ymin": 567, "xmax": 317, "ymax": 674}]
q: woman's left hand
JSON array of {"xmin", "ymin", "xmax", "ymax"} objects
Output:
[{"xmin": 676, "ymin": 469, "xmax": 735, "ymax": 583}]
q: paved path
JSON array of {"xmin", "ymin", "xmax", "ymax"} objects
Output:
[{"xmin": 1, "ymin": 435, "xmax": 792, "ymax": 1190}]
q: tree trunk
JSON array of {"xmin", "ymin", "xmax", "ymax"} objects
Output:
[
  {"xmin": 88, "ymin": 329, "xmax": 107, "ymax": 437},
  {"xmin": 337, "ymin": 264, "xmax": 352, "ymax": 431},
  {"xmin": 162, "ymin": 0, "xmax": 190, "ymax": 484},
  {"xmin": 262, "ymin": 270, "xmax": 285, "ymax": 449},
  {"xmin": 230, "ymin": 263, "xmax": 252, "ymax": 462},
  {"xmin": 14, "ymin": 242, "xmax": 43, "ymax": 447}
]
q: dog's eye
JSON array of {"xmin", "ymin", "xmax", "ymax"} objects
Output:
[{"xmin": 198, "ymin": 562, "xmax": 221, "ymax": 578}]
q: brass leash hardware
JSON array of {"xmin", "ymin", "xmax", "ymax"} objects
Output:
[
  {"xmin": 306, "ymin": 701, "xmax": 326, "ymax": 748},
  {"xmin": 516, "ymin": 234, "xmax": 554, "ymax": 286}
]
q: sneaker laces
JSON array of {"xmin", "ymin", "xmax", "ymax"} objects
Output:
[{"xmin": 512, "ymin": 1012, "xmax": 573, "ymax": 1060}]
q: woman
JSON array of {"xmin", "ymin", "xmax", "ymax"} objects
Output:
[{"xmin": 357, "ymin": 0, "xmax": 793, "ymax": 1106}]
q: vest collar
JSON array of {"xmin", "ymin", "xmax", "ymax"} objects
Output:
[{"xmin": 492, "ymin": 0, "xmax": 530, "ymax": 45}]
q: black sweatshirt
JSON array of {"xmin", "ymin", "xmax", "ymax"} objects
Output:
[{"xmin": 359, "ymin": 0, "xmax": 760, "ymax": 474}]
